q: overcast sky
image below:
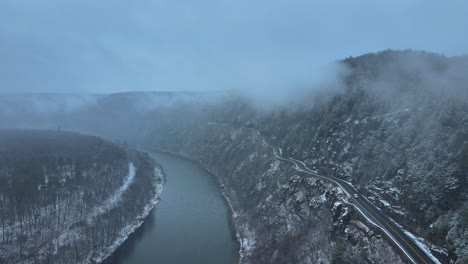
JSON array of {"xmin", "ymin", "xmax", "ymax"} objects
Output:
[{"xmin": 1, "ymin": 0, "xmax": 467, "ymax": 93}]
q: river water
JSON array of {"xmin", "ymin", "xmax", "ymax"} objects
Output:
[{"xmin": 105, "ymin": 152, "xmax": 238, "ymax": 264}]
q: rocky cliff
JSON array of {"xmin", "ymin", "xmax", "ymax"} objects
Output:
[
  {"xmin": 148, "ymin": 50, "xmax": 468, "ymax": 263},
  {"xmin": 0, "ymin": 49, "xmax": 466, "ymax": 263},
  {"xmin": 150, "ymin": 121, "xmax": 404, "ymax": 263}
]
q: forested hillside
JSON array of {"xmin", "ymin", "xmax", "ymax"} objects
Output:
[
  {"xmin": 207, "ymin": 50, "xmax": 468, "ymax": 262},
  {"xmin": 0, "ymin": 130, "xmax": 164, "ymax": 263},
  {"xmin": 0, "ymin": 49, "xmax": 466, "ymax": 263},
  {"xmin": 136, "ymin": 50, "xmax": 467, "ymax": 263}
]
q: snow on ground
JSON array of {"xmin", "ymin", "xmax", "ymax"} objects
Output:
[
  {"xmin": 248, "ymin": 153, "xmax": 257, "ymax": 161},
  {"xmin": 388, "ymin": 218, "xmax": 442, "ymax": 264},
  {"xmin": 267, "ymin": 160, "xmax": 281, "ymax": 173},
  {"xmin": 335, "ymin": 187, "xmax": 344, "ymax": 195},
  {"xmin": 90, "ymin": 166, "xmax": 165, "ymax": 263},
  {"xmin": 90, "ymin": 163, "xmax": 136, "ymax": 220},
  {"xmin": 319, "ymin": 193, "xmax": 327, "ymax": 203},
  {"xmin": 351, "ymin": 220, "xmax": 370, "ymax": 234},
  {"xmin": 5, "ymin": 161, "xmax": 164, "ymax": 264},
  {"xmin": 388, "ymin": 186, "xmax": 402, "ymax": 195},
  {"xmin": 380, "ymin": 199, "xmax": 391, "ymax": 208},
  {"xmin": 342, "ymin": 161, "xmax": 353, "ymax": 177},
  {"xmin": 257, "ymin": 126, "xmax": 440, "ymax": 264},
  {"xmin": 343, "ymin": 143, "xmax": 351, "ymax": 153},
  {"xmin": 221, "ymin": 187, "xmax": 257, "ymax": 262},
  {"xmin": 239, "ymin": 225, "xmax": 257, "ymax": 257},
  {"xmin": 333, "ymin": 201, "xmax": 343, "ymax": 209}
]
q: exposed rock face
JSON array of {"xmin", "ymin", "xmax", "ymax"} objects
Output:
[
  {"xmin": 0, "ymin": 50, "xmax": 467, "ymax": 263},
  {"xmin": 144, "ymin": 51, "xmax": 468, "ymax": 263},
  {"xmin": 153, "ymin": 122, "xmax": 404, "ymax": 263},
  {"xmin": 193, "ymin": 50, "xmax": 468, "ymax": 263}
]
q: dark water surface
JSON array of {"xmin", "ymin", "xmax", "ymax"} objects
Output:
[{"xmin": 105, "ymin": 152, "xmax": 238, "ymax": 264}]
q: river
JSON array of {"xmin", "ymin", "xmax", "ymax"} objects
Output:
[{"xmin": 105, "ymin": 152, "xmax": 238, "ymax": 264}]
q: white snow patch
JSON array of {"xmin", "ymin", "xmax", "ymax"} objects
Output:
[
  {"xmin": 379, "ymin": 199, "xmax": 391, "ymax": 208},
  {"xmin": 90, "ymin": 163, "xmax": 136, "ymax": 221},
  {"xmin": 344, "ymin": 226, "xmax": 352, "ymax": 234},
  {"xmin": 240, "ymin": 227, "xmax": 257, "ymax": 255},
  {"xmin": 335, "ymin": 188, "xmax": 344, "ymax": 195},
  {"xmin": 353, "ymin": 220, "xmax": 370, "ymax": 234},
  {"xmin": 319, "ymin": 193, "xmax": 327, "ymax": 203},
  {"xmin": 333, "ymin": 201, "xmax": 343, "ymax": 209},
  {"xmin": 388, "ymin": 218, "xmax": 442, "ymax": 264},
  {"xmin": 267, "ymin": 160, "xmax": 281, "ymax": 173},
  {"xmin": 431, "ymin": 246, "xmax": 448, "ymax": 257},
  {"xmin": 89, "ymin": 166, "xmax": 165, "ymax": 263},
  {"xmin": 343, "ymin": 143, "xmax": 351, "ymax": 153}
]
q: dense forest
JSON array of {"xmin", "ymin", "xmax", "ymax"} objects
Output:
[{"xmin": 0, "ymin": 130, "xmax": 164, "ymax": 263}]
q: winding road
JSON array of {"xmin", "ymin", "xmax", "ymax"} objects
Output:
[
  {"xmin": 209, "ymin": 122, "xmax": 438, "ymax": 264},
  {"xmin": 253, "ymin": 130, "xmax": 437, "ymax": 264}
]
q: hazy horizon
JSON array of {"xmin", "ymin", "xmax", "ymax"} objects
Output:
[{"xmin": 1, "ymin": 0, "xmax": 468, "ymax": 94}]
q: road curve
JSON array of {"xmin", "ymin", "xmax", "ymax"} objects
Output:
[
  {"xmin": 207, "ymin": 121, "xmax": 437, "ymax": 263},
  {"xmin": 253, "ymin": 131, "xmax": 436, "ymax": 264}
]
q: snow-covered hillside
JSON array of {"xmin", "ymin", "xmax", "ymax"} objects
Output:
[{"xmin": 0, "ymin": 130, "xmax": 165, "ymax": 264}]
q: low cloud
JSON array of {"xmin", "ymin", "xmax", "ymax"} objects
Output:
[
  {"xmin": 354, "ymin": 50, "xmax": 468, "ymax": 106},
  {"xmin": 230, "ymin": 61, "xmax": 350, "ymax": 111}
]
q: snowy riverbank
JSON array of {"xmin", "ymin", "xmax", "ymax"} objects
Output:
[
  {"xmin": 151, "ymin": 149, "xmax": 246, "ymax": 262},
  {"xmin": 4, "ymin": 159, "xmax": 165, "ymax": 264},
  {"xmin": 92, "ymin": 166, "xmax": 165, "ymax": 263}
]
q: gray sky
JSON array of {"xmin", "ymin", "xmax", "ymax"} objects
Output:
[{"xmin": 1, "ymin": 0, "xmax": 467, "ymax": 93}]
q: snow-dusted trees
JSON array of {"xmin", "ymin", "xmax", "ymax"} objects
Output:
[
  {"xmin": 147, "ymin": 50, "xmax": 468, "ymax": 262},
  {"xmin": 0, "ymin": 130, "xmax": 162, "ymax": 264}
]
